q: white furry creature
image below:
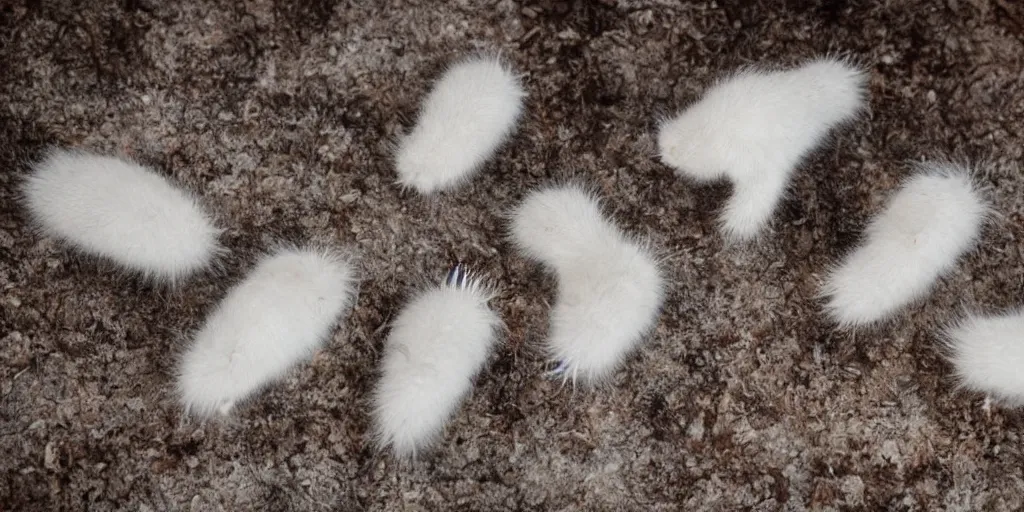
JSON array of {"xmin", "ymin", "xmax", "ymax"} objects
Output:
[
  {"xmin": 177, "ymin": 248, "xmax": 356, "ymax": 417},
  {"xmin": 658, "ymin": 57, "xmax": 867, "ymax": 239},
  {"xmin": 21, "ymin": 148, "xmax": 221, "ymax": 282},
  {"xmin": 394, "ymin": 56, "xmax": 525, "ymax": 194},
  {"xmin": 944, "ymin": 310, "xmax": 1024, "ymax": 406},
  {"xmin": 821, "ymin": 163, "xmax": 987, "ymax": 327},
  {"xmin": 372, "ymin": 264, "xmax": 500, "ymax": 458},
  {"xmin": 511, "ymin": 185, "xmax": 664, "ymax": 385}
]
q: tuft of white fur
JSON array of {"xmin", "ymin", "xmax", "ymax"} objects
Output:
[
  {"xmin": 372, "ymin": 264, "xmax": 500, "ymax": 458},
  {"xmin": 944, "ymin": 310, "xmax": 1024, "ymax": 406},
  {"xmin": 177, "ymin": 248, "xmax": 356, "ymax": 417},
  {"xmin": 21, "ymin": 148, "xmax": 221, "ymax": 281},
  {"xmin": 395, "ymin": 56, "xmax": 526, "ymax": 194},
  {"xmin": 511, "ymin": 185, "xmax": 664, "ymax": 385},
  {"xmin": 658, "ymin": 57, "xmax": 867, "ymax": 239},
  {"xmin": 821, "ymin": 163, "xmax": 987, "ymax": 327}
]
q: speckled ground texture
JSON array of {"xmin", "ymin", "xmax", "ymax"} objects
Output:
[{"xmin": 3, "ymin": 0, "xmax": 1024, "ymax": 510}]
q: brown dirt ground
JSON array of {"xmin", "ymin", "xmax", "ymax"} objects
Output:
[{"xmin": 3, "ymin": 0, "xmax": 1024, "ymax": 510}]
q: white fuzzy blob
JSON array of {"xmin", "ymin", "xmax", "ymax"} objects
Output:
[
  {"xmin": 372, "ymin": 265, "xmax": 499, "ymax": 458},
  {"xmin": 395, "ymin": 56, "xmax": 525, "ymax": 194},
  {"xmin": 509, "ymin": 185, "xmax": 616, "ymax": 265},
  {"xmin": 944, "ymin": 310, "xmax": 1024, "ymax": 406},
  {"xmin": 658, "ymin": 57, "xmax": 867, "ymax": 239},
  {"xmin": 177, "ymin": 248, "xmax": 356, "ymax": 417},
  {"xmin": 511, "ymin": 185, "xmax": 664, "ymax": 384},
  {"xmin": 821, "ymin": 164, "xmax": 987, "ymax": 327},
  {"xmin": 21, "ymin": 149, "xmax": 221, "ymax": 281}
]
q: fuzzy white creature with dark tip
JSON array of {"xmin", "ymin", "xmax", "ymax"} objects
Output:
[
  {"xmin": 944, "ymin": 310, "xmax": 1024, "ymax": 407},
  {"xmin": 21, "ymin": 148, "xmax": 221, "ymax": 282},
  {"xmin": 372, "ymin": 263, "xmax": 500, "ymax": 458},
  {"xmin": 658, "ymin": 57, "xmax": 867, "ymax": 239},
  {"xmin": 394, "ymin": 56, "xmax": 526, "ymax": 194},
  {"xmin": 510, "ymin": 185, "xmax": 664, "ymax": 385},
  {"xmin": 821, "ymin": 163, "xmax": 987, "ymax": 327},
  {"xmin": 177, "ymin": 247, "xmax": 357, "ymax": 417}
]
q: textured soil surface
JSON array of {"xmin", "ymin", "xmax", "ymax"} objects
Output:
[{"xmin": 3, "ymin": 1, "xmax": 1024, "ymax": 510}]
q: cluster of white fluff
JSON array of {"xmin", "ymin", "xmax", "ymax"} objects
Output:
[
  {"xmin": 656, "ymin": 57, "xmax": 1017, "ymax": 410},
  {"xmin": 19, "ymin": 54, "xmax": 670, "ymax": 458},
  {"xmin": 655, "ymin": 58, "xmax": 990, "ymax": 328},
  {"xmin": 18, "ymin": 49, "xmax": 1019, "ymax": 466},
  {"xmin": 22, "ymin": 149, "xmax": 359, "ymax": 419}
]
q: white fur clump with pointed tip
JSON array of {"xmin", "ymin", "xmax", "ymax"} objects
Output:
[
  {"xmin": 658, "ymin": 57, "xmax": 867, "ymax": 239},
  {"xmin": 511, "ymin": 185, "xmax": 664, "ymax": 385},
  {"xmin": 821, "ymin": 163, "xmax": 987, "ymax": 327},
  {"xmin": 372, "ymin": 264, "xmax": 500, "ymax": 458},
  {"xmin": 395, "ymin": 56, "xmax": 526, "ymax": 194},
  {"xmin": 21, "ymin": 148, "xmax": 221, "ymax": 282},
  {"xmin": 177, "ymin": 248, "xmax": 356, "ymax": 417},
  {"xmin": 944, "ymin": 310, "xmax": 1024, "ymax": 406}
]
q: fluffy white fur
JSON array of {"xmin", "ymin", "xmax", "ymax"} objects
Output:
[
  {"xmin": 21, "ymin": 148, "xmax": 221, "ymax": 281},
  {"xmin": 658, "ymin": 57, "xmax": 867, "ymax": 239},
  {"xmin": 177, "ymin": 248, "xmax": 356, "ymax": 417},
  {"xmin": 944, "ymin": 310, "xmax": 1024, "ymax": 406},
  {"xmin": 511, "ymin": 185, "xmax": 664, "ymax": 384},
  {"xmin": 395, "ymin": 56, "xmax": 525, "ymax": 194},
  {"xmin": 372, "ymin": 265, "xmax": 499, "ymax": 458},
  {"xmin": 821, "ymin": 164, "xmax": 987, "ymax": 327}
]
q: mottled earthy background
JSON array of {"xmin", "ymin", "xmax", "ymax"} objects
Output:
[{"xmin": 2, "ymin": 0, "xmax": 1024, "ymax": 510}]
